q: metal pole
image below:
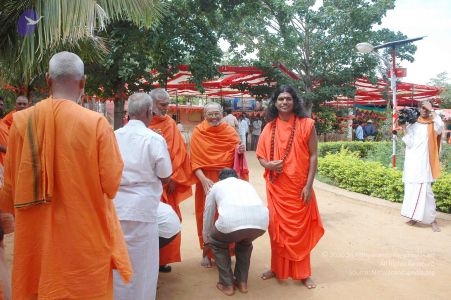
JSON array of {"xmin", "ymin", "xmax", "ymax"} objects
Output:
[{"xmin": 391, "ymin": 47, "xmax": 397, "ymax": 168}]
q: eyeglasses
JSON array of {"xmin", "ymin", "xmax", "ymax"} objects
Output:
[{"xmin": 205, "ymin": 112, "xmax": 222, "ymax": 118}]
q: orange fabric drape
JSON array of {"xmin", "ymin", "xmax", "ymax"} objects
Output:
[
  {"xmin": 190, "ymin": 120, "xmax": 240, "ymax": 248},
  {"xmin": 256, "ymin": 115, "xmax": 324, "ymax": 280},
  {"xmin": 1, "ymin": 110, "xmax": 16, "ymax": 130},
  {"xmin": 149, "ymin": 115, "xmax": 194, "ymax": 265},
  {"xmin": 417, "ymin": 117, "xmax": 441, "ymax": 179},
  {"xmin": 0, "ymin": 122, "xmax": 8, "ymax": 166},
  {"xmin": 0, "ymin": 99, "xmax": 132, "ymax": 299}
]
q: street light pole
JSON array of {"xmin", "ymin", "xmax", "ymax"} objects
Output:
[{"xmin": 356, "ymin": 36, "xmax": 425, "ymax": 168}]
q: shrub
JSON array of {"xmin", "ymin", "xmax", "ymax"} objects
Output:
[
  {"xmin": 318, "ymin": 150, "xmax": 451, "ymax": 213},
  {"xmin": 318, "ymin": 141, "xmax": 390, "ymax": 158}
]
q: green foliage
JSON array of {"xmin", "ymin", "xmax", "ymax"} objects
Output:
[
  {"xmin": 318, "ymin": 149, "xmax": 404, "ymax": 202},
  {"xmin": 318, "ymin": 150, "xmax": 451, "ymax": 212},
  {"xmin": 217, "ymin": 0, "xmax": 415, "ymax": 109},
  {"xmin": 318, "ymin": 141, "xmax": 390, "ymax": 158},
  {"xmin": 314, "ymin": 107, "xmax": 338, "ymax": 136},
  {"xmin": 0, "ymin": 0, "xmax": 163, "ymax": 85},
  {"xmin": 428, "ymin": 72, "xmax": 451, "ymax": 109}
]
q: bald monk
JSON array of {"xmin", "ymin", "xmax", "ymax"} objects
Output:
[
  {"xmin": 149, "ymin": 88, "xmax": 194, "ymax": 273},
  {"xmin": 0, "ymin": 51, "xmax": 132, "ymax": 299},
  {"xmin": 256, "ymin": 85, "xmax": 324, "ymax": 289},
  {"xmin": 1, "ymin": 95, "xmax": 28, "ymax": 130},
  {"xmin": 190, "ymin": 102, "xmax": 244, "ymax": 267}
]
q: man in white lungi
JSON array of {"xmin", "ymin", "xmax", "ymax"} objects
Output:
[
  {"xmin": 400, "ymin": 101, "xmax": 444, "ymax": 232},
  {"xmin": 113, "ymin": 92, "xmax": 172, "ymax": 299}
]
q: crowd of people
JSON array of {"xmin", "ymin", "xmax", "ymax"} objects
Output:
[{"xmin": 0, "ymin": 51, "xmax": 445, "ymax": 299}]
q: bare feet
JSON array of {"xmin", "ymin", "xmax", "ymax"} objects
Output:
[
  {"xmin": 234, "ymin": 281, "xmax": 248, "ymax": 293},
  {"xmin": 216, "ymin": 283, "xmax": 235, "ymax": 296},
  {"xmin": 432, "ymin": 221, "xmax": 441, "ymax": 232},
  {"xmin": 302, "ymin": 277, "xmax": 316, "ymax": 289},
  {"xmin": 200, "ymin": 256, "xmax": 212, "ymax": 268},
  {"xmin": 406, "ymin": 220, "xmax": 417, "ymax": 226},
  {"xmin": 261, "ymin": 270, "xmax": 275, "ymax": 280}
]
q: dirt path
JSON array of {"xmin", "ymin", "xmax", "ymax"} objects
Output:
[{"xmin": 4, "ymin": 152, "xmax": 451, "ymax": 299}]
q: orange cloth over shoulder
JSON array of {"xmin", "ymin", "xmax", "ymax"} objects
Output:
[
  {"xmin": 190, "ymin": 120, "xmax": 240, "ymax": 248},
  {"xmin": 0, "ymin": 122, "xmax": 8, "ymax": 166},
  {"xmin": 1, "ymin": 110, "xmax": 16, "ymax": 130},
  {"xmin": 149, "ymin": 115, "xmax": 193, "ymax": 265},
  {"xmin": 417, "ymin": 116, "xmax": 441, "ymax": 179},
  {"xmin": 0, "ymin": 98, "xmax": 132, "ymax": 299},
  {"xmin": 256, "ymin": 115, "xmax": 324, "ymax": 280}
]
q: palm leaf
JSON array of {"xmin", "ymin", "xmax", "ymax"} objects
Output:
[{"xmin": 0, "ymin": 0, "xmax": 163, "ymax": 85}]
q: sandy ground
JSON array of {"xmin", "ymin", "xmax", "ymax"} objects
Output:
[{"xmin": 3, "ymin": 152, "xmax": 451, "ymax": 299}]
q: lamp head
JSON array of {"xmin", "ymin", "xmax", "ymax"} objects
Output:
[{"xmin": 356, "ymin": 42, "xmax": 374, "ymax": 54}]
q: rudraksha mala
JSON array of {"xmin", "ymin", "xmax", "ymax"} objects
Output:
[{"xmin": 269, "ymin": 116, "xmax": 296, "ymax": 183}]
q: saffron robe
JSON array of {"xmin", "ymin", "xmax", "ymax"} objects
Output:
[
  {"xmin": 190, "ymin": 120, "xmax": 240, "ymax": 248},
  {"xmin": 1, "ymin": 110, "xmax": 15, "ymax": 131},
  {"xmin": 0, "ymin": 99, "xmax": 132, "ymax": 299},
  {"xmin": 256, "ymin": 115, "xmax": 324, "ymax": 280},
  {"xmin": 149, "ymin": 115, "xmax": 194, "ymax": 265}
]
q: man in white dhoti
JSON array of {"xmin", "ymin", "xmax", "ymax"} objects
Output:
[
  {"xmin": 400, "ymin": 101, "xmax": 444, "ymax": 232},
  {"xmin": 238, "ymin": 114, "xmax": 249, "ymax": 151},
  {"xmin": 113, "ymin": 93, "xmax": 172, "ymax": 300}
]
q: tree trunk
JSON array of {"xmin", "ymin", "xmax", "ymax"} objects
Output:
[{"xmin": 114, "ymin": 98, "xmax": 125, "ymax": 130}]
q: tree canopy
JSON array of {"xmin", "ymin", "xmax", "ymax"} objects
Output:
[{"xmin": 217, "ymin": 0, "xmax": 417, "ymax": 109}]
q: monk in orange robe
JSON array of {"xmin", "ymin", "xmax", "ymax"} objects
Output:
[
  {"xmin": 0, "ymin": 51, "xmax": 132, "ymax": 300},
  {"xmin": 148, "ymin": 88, "xmax": 193, "ymax": 272},
  {"xmin": 190, "ymin": 102, "xmax": 243, "ymax": 267},
  {"xmin": 1, "ymin": 95, "xmax": 29, "ymax": 130},
  {"xmin": 256, "ymin": 85, "xmax": 324, "ymax": 289}
]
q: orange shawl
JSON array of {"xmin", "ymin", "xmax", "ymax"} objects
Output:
[
  {"xmin": 190, "ymin": 120, "xmax": 240, "ymax": 172},
  {"xmin": 417, "ymin": 117, "xmax": 441, "ymax": 179},
  {"xmin": 149, "ymin": 115, "xmax": 194, "ymax": 204},
  {"xmin": 12, "ymin": 100, "xmax": 54, "ymax": 208},
  {"xmin": 0, "ymin": 122, "xmax": 8, "ymax": 166},
  {"xmin": 1, "ymin": 110, "xmax": 16, "ymax": 130}
]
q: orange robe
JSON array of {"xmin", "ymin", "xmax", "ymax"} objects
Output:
[
  {"xmin": 0, "ymin": 122, "xmax": 8, "ymax": 166},
  {"xmin": 0, "ymin": 98, "xmax": 132, "ymax": 299},
  {"xmin": 1, "ymin": 110, "xmax": 16, "ymax": 130},
  {"xmin": 256, "ymin": 115, "xmax": 324, "ymax": 280},
  {"xmin": 190, "ymin": 120, "xmax": 240, "ymax": 248},
  {"xmin": 149, "ymin": 115, "xmax": 193, "ymax": 265}
]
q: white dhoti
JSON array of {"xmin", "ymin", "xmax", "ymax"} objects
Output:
[
  {"xmin": 240, "ymin": 134, "xmax": 247, "ymax": 151},
  {"xmin": 401, "ymin": 182, "xmax": 436, "ymax": 224},
  {"xmin": 114, "ymin": 221, "xmax": 159, "ymax": 300}
]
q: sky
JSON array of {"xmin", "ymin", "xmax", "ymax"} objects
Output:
[{"xmin": 377, "ymin": 0, "xmax": 451, "ymax": 85}]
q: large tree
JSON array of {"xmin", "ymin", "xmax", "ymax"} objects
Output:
[
  {"xmin": 0, "ymin": 0, "xmax": 163, "ymax": 87},
  {"xmin": 428, "ymin": 72, "xmax": 451, "ymax": 109},
  {"xmin": 215, "ymin": 0, "xmax": 416, "ymax": 111},
  {"xmin": 84, "ymin": 0, "xmax": 223, "ymax": 128}
]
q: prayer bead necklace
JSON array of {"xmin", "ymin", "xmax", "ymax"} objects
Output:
[{"xmin": 269, "ymin": 116, "xmax": 296, "ymax": 183}]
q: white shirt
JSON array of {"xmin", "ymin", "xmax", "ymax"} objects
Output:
[
  {"xmin": 223, "ymin": 114, "xmax": 239, "ymax": 129},
  {"xmin": 238, "ymin": 119, "xmax": 249, "ymax": 135},
  {"xmin": 158, "ymin": 202, "xmax": 181, "ymax": 238},
  {"xmin": 252, "ymin": 119, "xmax": 262, "ymax": 135},
  {"xmin": 114, "ymin": 120, "xmax": 172, "ymax": 223},
  {"xmin": 203, "ymin": 177, "xmax": 269, "ymax": 243},
  {"xmin": 402, "ymin": 115, "xmax": 444, "ymax": 183}
]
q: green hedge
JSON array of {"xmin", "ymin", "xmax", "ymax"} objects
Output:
[
  {"xmin": 318, "ymin": 150, "xmax": 451, "ymax": 213},
  {"xmin": 318, "ymin": 141, "xmax": 390, "ymax": 158}
]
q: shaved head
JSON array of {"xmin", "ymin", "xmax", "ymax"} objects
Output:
[
  {"xmin": 46, "ymin": 51, "xmax": 85, "ymax": 103},
  {"xmin": 49, "ymin": 51, "xmax": 84, "ymax": 80}
]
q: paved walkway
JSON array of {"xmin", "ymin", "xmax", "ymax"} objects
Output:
[{"xmin": 4, "ymin": 152, "xmax": 451, "ymax": 299}]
